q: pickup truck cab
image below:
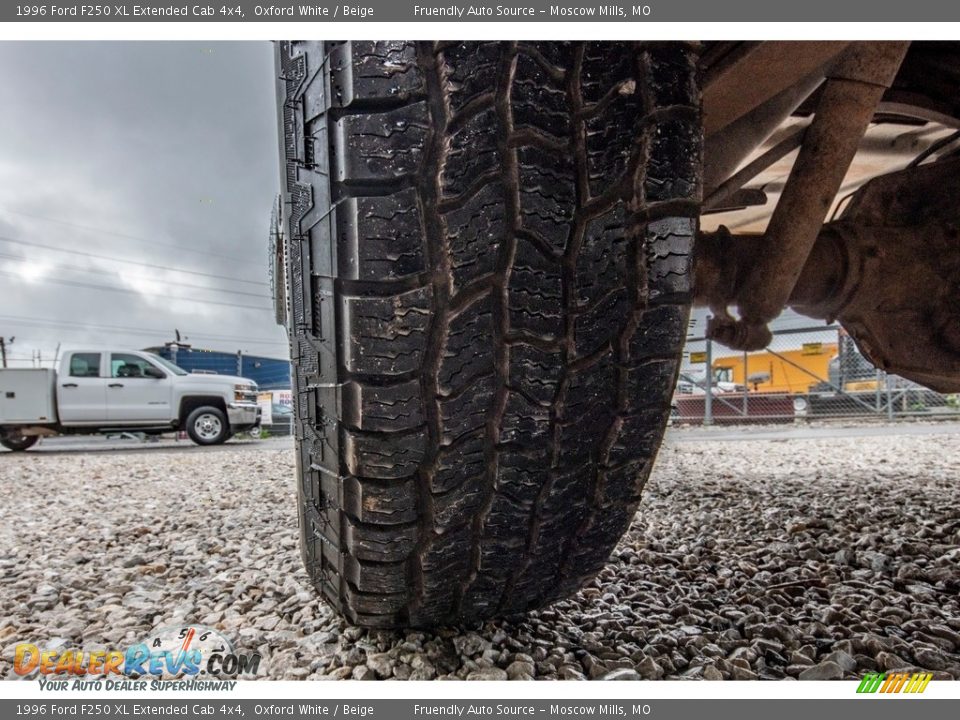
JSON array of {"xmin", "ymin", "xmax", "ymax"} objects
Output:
[{"xmin": 0, "ymin": 349, "xmax": 261, "ymax": 451}]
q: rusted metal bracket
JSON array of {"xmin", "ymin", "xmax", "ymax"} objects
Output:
[
  {"xmin": 696, "ymin": 157, "xmax": 960, "ymax": 393},
  {"xmin": 704, "ymin": 42, "xmax": 910, "ymax": 352}
]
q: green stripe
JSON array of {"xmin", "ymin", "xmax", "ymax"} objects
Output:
[{"xmin": 856, "ymin": 673, "xmax": 884, "ymax": 693}]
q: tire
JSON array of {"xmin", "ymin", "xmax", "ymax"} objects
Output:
[
  {"xmin": 185, "ymin": 407, "xmax": 229, "ymax": 446},
  {"xmin": 0, "ymin": 431, "xmax": 38, "ymax": 452},
  {"xmin": 277, "ymin": 41, "xmax": 701, "ymax": 627}
]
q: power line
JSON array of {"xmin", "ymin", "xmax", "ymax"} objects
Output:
[
  {"xmin": 0, "ymin": 269, "xmax": 274, "ymax": 312},
  {"xmin": 0, "ymin": 235, "xmax": 269, "ymax": 287},
  {"xmin": 0, "ymin": 250, "xmax": 271, "ymax": 300},
  {"xmin": 0, "ymin": 313, "xmax": 289, "ymax": 348},
  {"xmin": 0, "ymin": 205, "xmax": 264, "ymax": 267},
  {"xmin": 4, "ymin": 328, "xmax": 288, "ymax": 354}
]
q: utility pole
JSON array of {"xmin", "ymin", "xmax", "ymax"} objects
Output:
[
  {"xmin": 0, "ymin": 336, "xmax": 12, "ymax": 368},
  {"xmin": 704, "ymin": 338, "xmax": 713, "ymax": 426}
]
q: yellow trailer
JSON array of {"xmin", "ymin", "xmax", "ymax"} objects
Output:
[{"xmin": 713, "ymin": 343, "xmax": 838, "ymax": 394}]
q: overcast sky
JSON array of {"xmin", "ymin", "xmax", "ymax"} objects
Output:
[
  {"xmin": 0, "ymin": 41, "xmax": 287, "ymax": 367},
  {"xmin": 0, "ymin": 41, "xmax": 832, "ymax": 371}
]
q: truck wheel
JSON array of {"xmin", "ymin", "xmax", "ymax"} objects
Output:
[
  {"xmin": 0, "ymin": 431, "xmax": 38, "ymax": 452},
  {"xmin": 277, "ymin": 41, "xmax": 700, "ymax": 627},
  {"xmin": 185, "ymin": 407, "xmax": 229, "ymax": 446}
]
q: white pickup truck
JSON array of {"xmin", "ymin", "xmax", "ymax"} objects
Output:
[{"xmin": 0, "ymin": 349, "xmax": 261, "ymax": 451}]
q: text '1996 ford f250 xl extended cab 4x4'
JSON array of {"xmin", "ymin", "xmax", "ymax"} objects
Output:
[{"xmin": 0, "ymin": 349, "xmax": 261, "ymax": 450}]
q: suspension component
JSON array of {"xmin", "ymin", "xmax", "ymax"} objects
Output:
[
  {"xmin": 705, "ymin": 42, "xmax": 910, "ymax": 352},
  {"xmin": 696, "ymin": 158, "xmax": 960, "ymax": 392}
]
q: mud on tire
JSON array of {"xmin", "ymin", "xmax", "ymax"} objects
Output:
[{"xmin": 276, "ymin": 41, "xmax": 701, "ymax": 627}]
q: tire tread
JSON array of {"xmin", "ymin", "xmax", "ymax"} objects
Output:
[{"xmin": 277, "ymin": 40, "xmax": 700, "ymax": 627}]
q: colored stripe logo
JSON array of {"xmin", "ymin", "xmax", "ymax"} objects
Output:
[{"xmin": 857, "ymin": 672, "xmax": 932, "ymax": 694}]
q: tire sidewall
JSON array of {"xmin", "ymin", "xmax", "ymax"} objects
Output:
[{"xmin": 185, "ymin": 407, "xmax": 229, "ymax": 446}]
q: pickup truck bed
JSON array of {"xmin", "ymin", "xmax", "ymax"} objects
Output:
[{"xmin": 0, "ymin": 369, "xmax": 57, "ymax": 425}]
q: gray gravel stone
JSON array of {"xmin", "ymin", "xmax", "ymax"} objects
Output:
[
  {"xmin": 597, "ymin": 668, "xmax": 641, "ymax": 681},
  {"xmin": 506, "ymin": 661, "xmax": 536, "ymax": 680},
  {"xmin": 351, "ymin": 666, "xmax": 376, "ymax": 680},
  {"xmin": 730, "ymin": 665, "xmax": 759, "ymax": 680},
  {"xmin": 825, "ymin": 650, "xmax": 857, "ymax": 673},
  {"xmin": 466, "ymin": 668, "xmax": 508, "ymax": 681},
  {"xmin": 454, "ymin": 634, "xmax": 490, "ymax": 658},
  {"xmin": 636, "ymin": 656, "xmax": 664, "ymax": 680},
  {"xmin": 912, "ymin": 648, "xmax": 947, "ymax": 671},
  {"xmin": 702, "ymin": 665, "xmax": 724, "ymax": 681},
  {"xmin": 877, "ymin": 652, "xmax": 911, "ymax": 671},
  {"xmin": 558, "ymin": 665, "xmax": 587, "ymax": 680},
  {"xmin": 366, "ymin": 653, "xmax": 395, "ymax": 679},
  {"xmin": 409, "ymin": 665, "xmax": 437, "ymax": 681},
  {"xmin": 799, "ymin": 661, "xmax": 844, "ymax": 681}
]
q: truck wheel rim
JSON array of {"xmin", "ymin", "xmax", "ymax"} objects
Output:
[{"xmin": 194, "ymin": 414, "xmax": 222, "ymax": 441}]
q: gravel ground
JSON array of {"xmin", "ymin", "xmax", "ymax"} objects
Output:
[{"xmin": 1, "ymin": 428, "xmax": 958, "ymax": 681}]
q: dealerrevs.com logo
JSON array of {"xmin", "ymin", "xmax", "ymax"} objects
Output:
[
  {"xmin": 14, "ymin": 625, "xmax": 261, "ymax": 690},
  {"xmin": 856, "ymin": 672, "xmax": 933, "ymax": 694}
]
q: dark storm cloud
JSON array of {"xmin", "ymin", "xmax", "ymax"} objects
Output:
[{"xmin": 0, "ymin": 41, "xmax": 288, "ymax": 365}]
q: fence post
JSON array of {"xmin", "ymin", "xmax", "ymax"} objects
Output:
[
  {"xmin": 886, "ymin": 373, "xmax": 894, "ymax": 421},
  {"xmin": 875, "ymin": 368, "xmax": 882, "ymax": 414},
  {"xmin": 742, "ymin": 349, "xmax": 749, "ymax": 417},
  {"xmin": 704, "ymin": 338, "xmax": 713, "ymax": 426}
]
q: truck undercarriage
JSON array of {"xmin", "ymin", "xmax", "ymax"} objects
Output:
[{"xmin": 696, "ymin": 41, "xmax": 960, "ymax": 392}]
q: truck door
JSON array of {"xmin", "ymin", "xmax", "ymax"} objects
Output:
[
  {"xmin": 105, "ymin": 352, "xmax": 174, "ymax": 423},
  {"xmin": 56, "ymin": 352, "xmax": 107, "ymax": 424}
]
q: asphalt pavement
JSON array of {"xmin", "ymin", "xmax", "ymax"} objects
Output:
[
  {"xmin": 665, "ymin": 421, "xmax": 960, "ymax": 443},
  {"xmin": 7, "ymin": 421, "xmax": 959, "ymax": 455},
  {"xmin": 0, "ymin": 434, "xmax": 292, "ymax": 455}
]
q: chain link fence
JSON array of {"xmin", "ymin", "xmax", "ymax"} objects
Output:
[{"xmin": 675, "ymin": 324, "xmax": 960, "ymax": 424}]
